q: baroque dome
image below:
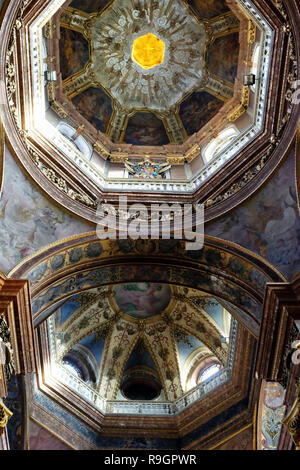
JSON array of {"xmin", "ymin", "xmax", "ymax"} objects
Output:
[
  {"xmin": 48, "ymin": 284, "xmax": 234, "ymax": 406},
  {"xmin": 2, "ymin": 0, "xmax": 296, "ymax": 226}
]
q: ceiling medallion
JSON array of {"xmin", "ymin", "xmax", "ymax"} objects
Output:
[
  {"xmin": 132, "ymin": 33, "xmax": 165, "ymax": 70},
  {"xmin": 91, "ymin": 0, "xmax": 206, "ymax": 112},
  {"xmin": 114, "ymin": 283, "xmax": 171, "ymax": 319}
]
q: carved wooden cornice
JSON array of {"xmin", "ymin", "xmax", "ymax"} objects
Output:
[
  {"xmin": 0, "ymin": 273, "xmax": 36, "ymax": 398},
  {"xmin": 255, "ymin": 271, "xmax": 300, "ymax": 385}
]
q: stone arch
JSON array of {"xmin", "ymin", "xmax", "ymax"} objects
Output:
[{"xmin": 9, "ymin": 235, "xmax": 286, "ymax": 337}]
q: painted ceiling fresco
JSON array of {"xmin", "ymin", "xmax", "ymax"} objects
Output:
[
  {"xmin": 180, "ymin": 91, "xmax": 224, "ymax": 136},
  {"xmin": 185, "ymin": 0, "xmax": 231, "ymax": 20},
  {"xmin": 123, "ymin": 113, "xmax": 170, "ymax": 146},
  {"xmin": 50, "ymin": 285, "xmax": 232, "ymax": 402},
  {"xmin": 59, "ymin": 27, "xmax": 89, "ymax": 80},
  {"xmin": 207, "ymin": 32, "xmax": 240, "ymax": 84},
  {"xmin": 57, "ymin": 0, "xmax": 241, "ymax": 143},
  {"xmin": 2, "ymin": 0, "xmax": 299, "ymax": 453},
  {"xmin": 69, "ymin": 0, "xmax": 111, "ymax": 14},
  {"xmin": 114, "ymin": 283, "xmax": 171, "ymax": 318},
  {"xmin": 71, "ymin": 87, "xmax": 113, "ymax": 133}
]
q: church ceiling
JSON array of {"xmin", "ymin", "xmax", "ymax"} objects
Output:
[
  {"xmin": 123, "ymin": 112, "xmax": 170, "ymax": 146},
  {"xmin": 5, "ymin": 0, "xmax": 297, "ymax": 220},
  {"xmin": 57, "ymin": 0, "xmax": 241, "ymax": 144},
  {"xmin": 49, "ymin": 284, "xmax": 232, "ymax": 402},
  {"xmin": 6, "ymin": 230, "xmax": 287, "ymax": 444}
]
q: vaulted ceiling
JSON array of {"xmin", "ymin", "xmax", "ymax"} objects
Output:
[
  {"xmin": 57, "ymin": 0, "xmax": 241, "ymax": 145},
  {"xmin": 0, "ymin": 0, "xmax": 299, "ymax": 452}
]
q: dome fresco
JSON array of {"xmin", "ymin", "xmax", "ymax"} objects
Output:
[
  {"xmin": 6, "ymin": 0, "xmax": 279, "ymax": 214},
  {"xmin": 49, "ymin": 284, "xmax": 234, "ymax": 406},
  {"xmin": 55, "ymin": 0, "xmax": 244, "ymax": 150},
  {"xmin": 113, "ymin": 283, "xmax": 171, "ymax": 318}
]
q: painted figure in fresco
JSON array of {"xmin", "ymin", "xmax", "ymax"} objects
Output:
[
  {"xmin": 69, "ymin": 0, "xmax": 109, "ymax": 14},
  {"xmin": 207, "ymin": 33, "xmax": 240, "ymax": 84},
  {"xmin": 124, "ymin": 113, "xmax": 169, "ymax": 146},
  {"xmin": 60, "ymin": 28, "xmax": 89, "ymax": 79},
  {"xmin": 180, "ymin": 91, "xmax": 223, "ymax": 135},
  {"xmin": 114, "ymin": 283, "xmax": 171, "ymax": 318},
  {"xmin": 73, "ymin": 88, "xmax": 112, "ymax": 133}
]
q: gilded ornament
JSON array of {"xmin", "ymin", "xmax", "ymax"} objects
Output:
[
  {"xmin": 125, "ymin": 158, "xmax": 171, "ymax": 179},
  {"xmin": 0, "ymin": 316, "xmax": 15, "ymax": 383},
  {"xmin": 248, "ymin": 20, "xmax": 256, "ymax": 44},
  {"xmin": 0, "ymin": 399, "xmax": 13, "ymax": 437}
]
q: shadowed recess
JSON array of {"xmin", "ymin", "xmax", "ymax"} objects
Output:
[
  {"xmin": 59, "ymin": 28, "xmax": 90, "ymax": 80},
  {"xmin": 69, "ymin": 0, "xmax": 111, "ymax": 14}
]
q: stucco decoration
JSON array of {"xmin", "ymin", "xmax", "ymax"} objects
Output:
[
  {"xmin": 84, "ymin": 0, "xmax": 208, "ymax": 113},
  {"xmin": 51, "ymin": 285, "xmax": 230, "ymax": 401},
  {"xmin": 57, "ymin": 0, "xmax": 240, "ymax": 145}
]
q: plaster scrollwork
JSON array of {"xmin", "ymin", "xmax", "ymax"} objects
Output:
[
  {"xmin": 2, "ymin": 0, "xmax": 298, "ymax": 217},
  {"xmin": 32, "ymin": 153, "xmax": 98, "ymax": 209},
  {"xmin": 248, "ymin": 20, "xmax": 256, "ymax": 44}
]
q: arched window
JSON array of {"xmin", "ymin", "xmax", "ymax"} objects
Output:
[
  {"xmin": 62, "ymin": 359, "xmax": 83, "ymax": 380},
  {"xmin": 202, "ymin": 127, "xmax": 238, "ymax": 163},
  {"xmin": 57, "ymin": 122, "xmax": 93, "ymax": 160},
  {"xmin": 197, "ymin": 362, "xmax": 221, "ymax": 384}
]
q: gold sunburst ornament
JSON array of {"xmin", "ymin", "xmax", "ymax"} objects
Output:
[{"xmin": 132, "ymin": 33, "xmax": 165, "ymax": 70}]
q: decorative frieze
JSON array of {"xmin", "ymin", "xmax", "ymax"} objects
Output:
[{"xmin": 32, "ymin": 153, "xmax": 98, "ymax": 209}]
